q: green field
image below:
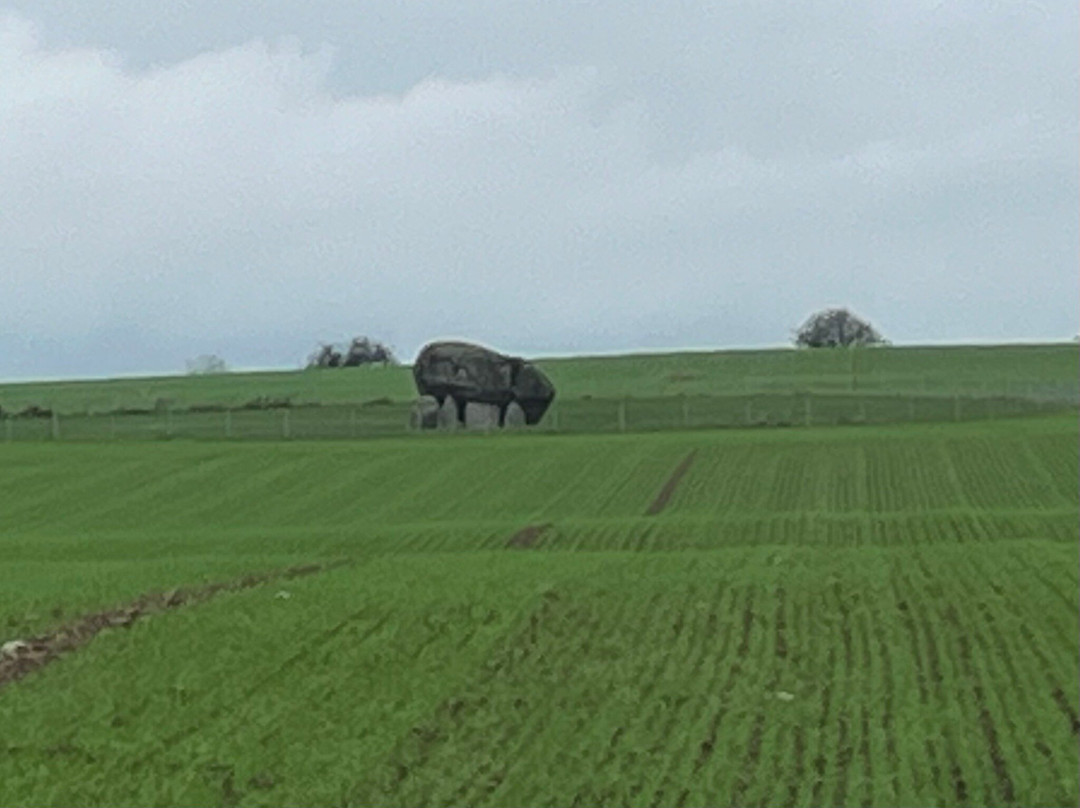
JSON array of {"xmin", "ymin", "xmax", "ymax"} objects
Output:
[
  {"xmin": 2, "ymin": 343, "xmax": 1077, "ymax": 415},
  {"xmin": 1, "ymin": 414, "xmax": 1077, "ymax": 806}
]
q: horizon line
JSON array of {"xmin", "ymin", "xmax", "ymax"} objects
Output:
[{"xmin": 0, "ymin": 337, "xmax": 1075, "ymax": 387}]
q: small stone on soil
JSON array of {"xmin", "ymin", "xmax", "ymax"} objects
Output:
[{"xmin": 1, "ymin": 640, "xmax": 29, "ymax": 658}]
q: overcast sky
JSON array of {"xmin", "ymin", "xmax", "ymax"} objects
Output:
[{"xmin": 1, "ymin": 1, "xmax": 1076, "ymax": 379}]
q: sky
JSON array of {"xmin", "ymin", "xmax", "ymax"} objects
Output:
[{"xmin": 1, "ymin": 1, "xmax": 1076, "ymax": 379}]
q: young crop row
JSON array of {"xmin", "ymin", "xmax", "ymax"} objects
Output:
[
  {"xmin": 0, "ymin": 433, "xmax": 698, "ymax": 541},
  {"xmin": 514, "ymin": 512, "xmax": 1077, "ymax": 553},
  {"xmin": 351, "ymin": 545, "xmax": 1079, "ymax": 808},
  {"xmin": 3, "ymin": 417, "xmax": 1074, "ymax": 542},
  {"xmin": 663, "ymin": 427, "xmax": 1078, "ymax": 517},
  {"xmin": 5, "ymin": 546, "xmax": 1073, "ymax": 806}
]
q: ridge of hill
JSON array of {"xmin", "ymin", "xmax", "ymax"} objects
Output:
[{"xmin": 1, "ymin": 343, "xmax": 1076, "ymax": 416}]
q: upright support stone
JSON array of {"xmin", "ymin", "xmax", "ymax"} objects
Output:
[
  {"xmin": 410, "ymin": 396, "xmax": 440, "ymax": 430},
  {"xmin": 437, "ymin": 397, "xmax": 459, "ymax": 431},
  {"xmin": 504, "ymin": 401, "xmax": 527, "ymax": 429},
  {"xmin": 464, "ymin": 402, "xmax": 499, "ymax": 431}
]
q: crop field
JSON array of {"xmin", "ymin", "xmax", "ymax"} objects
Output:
[
  {"xmin": 1, "ymin": 413, "xmax": 1076, "ymax": 806},
  {"xmin": 1, "ymin": 342, "xmax": 1076, "ymax": 415}
]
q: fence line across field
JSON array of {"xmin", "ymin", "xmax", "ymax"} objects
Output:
[{"xmin": 2, "ymin": 389, "xmax": 1077, "ymax": 444}]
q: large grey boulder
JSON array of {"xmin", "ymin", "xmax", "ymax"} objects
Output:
[
  {"xmin": 410, "ymin": 395, "xmax": 439, "ymax": 430},
  {"xmin": 412, "ymin": 341, "xmax": 556, "ymax": 428},
  {"xmin": 465, "ymin": 402, "xmax": 500, "ymax": 431}
]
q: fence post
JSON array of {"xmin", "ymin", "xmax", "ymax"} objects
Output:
[
  {"xmin": 224, "ymin": 409, "xmax": 233, "ymax": 438},
  {"xmin": 51, "ymin": 411, "xmax": 60, "ymax": 441},
  {"xmin": 350, "ymin": 408, "xmax": 357, "ymax": 438},
  {"xmin": 282, "ymin": 409, "xmax": 291, "ymax": 439},
  {"xmin": 618, "ymin": 398, "xmax": 626, "ymax": 432}
]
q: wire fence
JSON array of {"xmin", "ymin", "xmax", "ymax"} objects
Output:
[{"xmin": 2, "ymin": 389, "xmax": 1076, "ymax": 443}]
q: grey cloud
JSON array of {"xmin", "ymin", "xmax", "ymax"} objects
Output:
[{"xmin": 0, "ymin": 4, "xmax": 1075, "ymax": 379}]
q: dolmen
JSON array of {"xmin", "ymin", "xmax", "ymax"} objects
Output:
[{"xmin": 410, "ymin": 341, "xmax": 555, "ymax": 430}]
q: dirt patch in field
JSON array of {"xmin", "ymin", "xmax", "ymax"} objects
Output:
[
  {"xmin": 506, "ymin": 523, "xmax": 553, "ymax": 549},
  {"xmin": 1052, "ymin": 688, "xmax": 1080, "ymax": 735},
  {"xmin": 645, "ymin": 450, "xmax": 697, "ymax": 516},
  {"xmin": 0, "ymin": 560, "xmax": 348, "ymax": 692}
]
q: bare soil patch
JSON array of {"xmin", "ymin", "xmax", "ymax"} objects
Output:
[
  {"xmin": 1052, "ymin": 688, "xmax": 1080, "ymax": 735},
  {"xmin": 0, "ymin": 560, "xmax": 347, "ymax": 692},
  {"xmin": 506, "ymin": 523, "xmax": 553, "ymax": 549},
  {"xmin": 645, "ymin": 450, "xmax": 697, "ymax": 516}
]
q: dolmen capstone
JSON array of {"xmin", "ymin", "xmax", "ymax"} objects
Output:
[{"xmin": 411, "ymin": 341, "xmax": 555, "ymax": 430}]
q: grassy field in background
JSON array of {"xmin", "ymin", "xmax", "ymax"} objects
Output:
[
  {"xmin": 5, "ymin": 388, "xmax": 1069, "ymax": 443},
  {"xmin": 1, "ymin": 415, "xmax": 1077, "ymax": 806},
  {"xmin": 1, "ymin": 342, "xmax": 1076, "ymax": 415}
]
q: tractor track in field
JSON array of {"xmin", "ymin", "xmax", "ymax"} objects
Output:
[
  {"xmin": 0, "ymin": 560, "xmax": 350, "ymax": 693},
  {"xmin": 653, "ymin": 586, "xmax": 736, "ymax": 808},
  {"xmin": 145, "ymin": 606, "xmax": 388, "ymax": 770},
  {"xmin": 943, "ymin": 604, "xmax": 1017, "ymax": 806},
  {"xmin": 856, "ymin": 612, "xmax": 875, "ymax": 808},
  {"xmin": 690, "ymin": 586, "xmax": 756, "ymax": 777},
  {"xmin": 952, "ymin": 566, "xmax": 1069, "ymax": 799},
  {"xmin": 869, "ymin": 601, "xmax": 900, "ymax": 800},
  {"xmin": 910, "ymin": 588, "xmax": 967, "ymax": 804},
  {"xmin": 890, "ymin": 575, "xmax": 950, "ymax": 800},
  {"xmin": 359, "ymin": 589, "xmax": 566, "ymax": 804},
  {"xmin": 645, "ymin": 450, "xmax": 697, "ymax": 515},
  {"xmin": 729, "ymin": 585, "xmax": 787, "ymax": 807},
  {"xmin": 809, "ymin": 646, "xmax": 836, "ymax": 807},
  {"xmin": 831, "ymin": 583, "xmax": 855, "ymax": 808},
  {"xmin": 986, "ymin": 580, "xmax": 1080, "ymax": 738}
]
